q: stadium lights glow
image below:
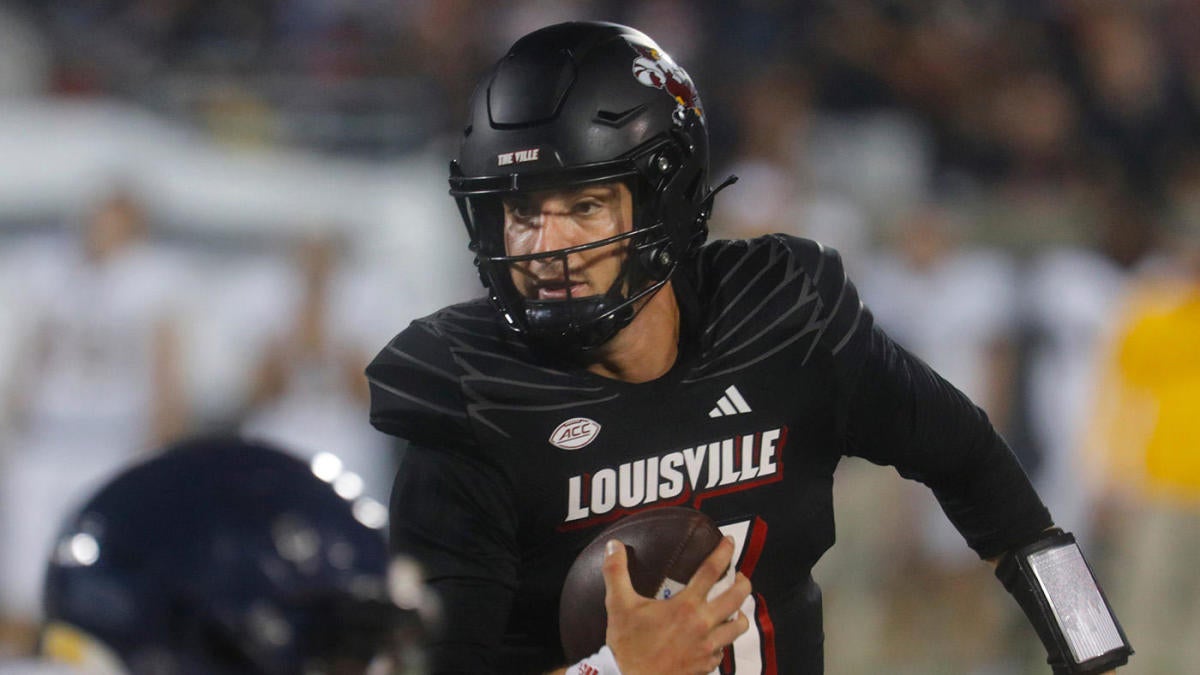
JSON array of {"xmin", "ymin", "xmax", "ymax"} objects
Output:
[
  {"xmin": 69, "ymin": 533, "xmax": 100, "ymax": 566},
  {"xmin": 353, "ymin": 498, "xmax": 389, "ymax": 530},
  {"xmin": 333, "ymin": 471, "xmax": 364, "ymax": 500},
  {"xmin": 310, "ymin": 452, "xmax": 343, "ymax": 483}
]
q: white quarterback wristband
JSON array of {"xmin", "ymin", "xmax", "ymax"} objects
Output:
[{"xmin": 565, "ymin": 645, "xmax": 622, "ymax": 675}]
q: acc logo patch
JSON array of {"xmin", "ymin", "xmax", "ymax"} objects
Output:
[{"xmin": 550, "ymin": 417, "xmax": 601, "ymax": 450}]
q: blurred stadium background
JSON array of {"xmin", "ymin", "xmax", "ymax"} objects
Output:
[{"xmin": 0, "ymin": 1, "xmax": 1197, "ymax": 673}]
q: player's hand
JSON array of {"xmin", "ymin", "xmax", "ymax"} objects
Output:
[{"xmin": 601, "ymin": 536, "xmax": 751, "ymax": 675}]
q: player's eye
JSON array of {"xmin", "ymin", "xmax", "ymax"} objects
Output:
[
  {"xmin": 572, "ymin": 199, "xmax": 604, "ymax": 217},
  {"xmin": 506, "ymin": 202, "xmax": 539, "ymax": 222}
]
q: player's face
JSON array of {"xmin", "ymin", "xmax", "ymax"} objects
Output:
[{"xmin": 502, "ymin": 182, "xmax": 633, "ymax": 301}]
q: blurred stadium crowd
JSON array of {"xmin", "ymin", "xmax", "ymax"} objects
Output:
[{"xmin": 0, "ymin": 1, "xmax": 1197, "ymax": 673}]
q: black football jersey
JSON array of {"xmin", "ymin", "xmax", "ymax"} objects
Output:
[{"xmin": 367, "ymin": 234, "xmax": 1052, "ymax": 674}]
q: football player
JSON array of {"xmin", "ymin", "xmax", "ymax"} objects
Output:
[
  {"xmin": 34, "ymin": 436, "xmax": 432, "ymax": 675},
  {"xmin": 368, "ymin": 21, "xmax": 1131, "ymax": 675}
]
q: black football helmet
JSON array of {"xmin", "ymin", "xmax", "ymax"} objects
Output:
[
  {"xmin": 40, "ymin": 436, "xmax": 431, "ymax": 675},
  {"xmin": 449, "ymin": 21, "xmax": 734, "ymax": 350}
]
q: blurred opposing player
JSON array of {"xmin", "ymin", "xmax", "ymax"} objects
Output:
[
  {"xmin": 368, "ymin": 21, "xmax": 1131, "ymax": 674},
  {"xmin": 26, "ymin": 436, "xmax": 432, "ymax": 675}
]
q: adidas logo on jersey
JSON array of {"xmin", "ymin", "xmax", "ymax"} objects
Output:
[{"xmin": 709, "ymin": 385, "xmax": 752, "ymax": 418}]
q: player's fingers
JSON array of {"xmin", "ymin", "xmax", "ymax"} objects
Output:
[
  {"xmin": 708, "ymin": 610, "xmax": 751, "ymax": 648},
  {"xmin": 684, "ymin": 536, "xmax": 735, "ymax": 597},
  {"xmin": 601, "ymin": 539, "xmax": 637, "ymax": 609},
  {"xmin": 708, "ymin": 572, "xmax": 751, "ymax": 622},
  {"xmin": 701, "ymin": 648, "xmax": 726, "ymax": 674}
]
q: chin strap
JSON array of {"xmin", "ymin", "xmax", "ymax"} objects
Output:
[{"xmin": 995, "ymin": 529, "xmax": 1133, "ymax": 674}]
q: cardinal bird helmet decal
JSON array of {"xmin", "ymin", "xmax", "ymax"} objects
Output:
[{"xmin": 631, "ymin": 43, "xmax": 704, "ymax": 121}]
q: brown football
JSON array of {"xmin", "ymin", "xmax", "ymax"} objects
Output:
[{"xmin": 558, "ymin": 506, "xmax": 724, "ymax": 662}]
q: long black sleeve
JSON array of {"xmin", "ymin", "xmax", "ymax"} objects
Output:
[
  {"xmin": 389, "ymin": 444, "xmax": 521, "ymax": 673},
  {"xmin": 842, "ymin": 324, "xmax": 1052, "ymax": 558}
]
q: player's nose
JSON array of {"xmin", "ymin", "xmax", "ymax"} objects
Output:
[{"xmin": 530, "ymin": 211, "xmax": 576, "ymax": 256}]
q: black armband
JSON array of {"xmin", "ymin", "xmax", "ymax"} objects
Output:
[{"xmin": 996, "ymin": 529, "xmax": 1132, "ymax": 674}]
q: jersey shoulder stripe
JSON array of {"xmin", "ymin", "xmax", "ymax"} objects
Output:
[
  {"xmin": 367, "ymin": 302, "xmax": 484, "ymax": 450},
  {"xmin": 367, "ymin": 298, "xmax": 616, "ymax": 447},
  {"xmin": 686, "ymin": 234, "xmax": 870, "ymax": 382}
]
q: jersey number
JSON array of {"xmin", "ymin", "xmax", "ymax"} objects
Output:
[{"xmin": 713, "ymin": 517, "xmax": 776, "ymax": 675}]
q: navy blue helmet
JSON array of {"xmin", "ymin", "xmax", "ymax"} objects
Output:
[{"xmin": 40, "ymin": 436, "xmax": 423, "ymax": 675}]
